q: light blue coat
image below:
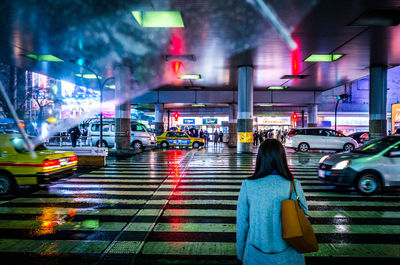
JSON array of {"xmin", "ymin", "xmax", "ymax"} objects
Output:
[{"xmin": 236, "ymin": 175, "xmax": 308, "ymax": 265}]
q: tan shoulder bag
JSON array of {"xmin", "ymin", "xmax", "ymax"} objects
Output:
[{"xmin": 281, "ymin": 181, "xmax": 319, "ymax": 253}]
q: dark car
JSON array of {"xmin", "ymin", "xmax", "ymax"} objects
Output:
[
  {"xmin": 348, "ymin": 132, "xmax": 369, "ymax": 144},
  {"xmin": 318, "ymin": 136, "xmax": 400, "ymax": 195}
]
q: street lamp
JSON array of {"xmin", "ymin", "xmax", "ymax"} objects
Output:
[{"xmin": 335, "ymin": 94, "xmax": 350, "ymax": 132}]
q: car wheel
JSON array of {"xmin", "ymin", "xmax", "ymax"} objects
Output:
[
  {"xmin": 161, "ymin": 141, "xmax": 169, "ymax": 148},
  {"xmin": 96, "ymin": 140, "xmax": 108, "ymax": 148},
  {"xmin": 298, "ymin": 143, "xmax": 309, "ymax": 152},
  {"xmin": 193, "ymin": 142, "xmax": 200, "ymax": 149},
  {"xmin": 356, "ymin": 172, "xmax": 381, "ymax": 196},
  {"xmin": 0, "ymin": 174, "xmax": 16, "ymax": 195},
  {"xmin": 132, "ymin": 141, "xmax": 143, "ymax": 150},
  {"xmin": 343, "ymin": 143, "xmax": 355, "ymax": 152}
]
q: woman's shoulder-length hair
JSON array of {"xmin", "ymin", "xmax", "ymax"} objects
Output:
[{"xmin": 248, "ymin": 139, "xmax": 293, "ymax": 181}]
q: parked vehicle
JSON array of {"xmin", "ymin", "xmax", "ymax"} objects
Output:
[
  {"xmin": 318, "ymin": 136, "xmax": 400, "ymax": 195},
  {"xmin": 157, "ymin": 131, "xmax": 204, "ymax": 149},
  {"xmin": 0, "ymin": 134, "xmax": 77, "ymax": 195},
  {"xmin": 0, "ymin": 118, "xmax": 24, "ymax": 134},
  {"xmin": 88, "ymin": 120, "xmax": 156, "ymax": 150},
  {"xmin": 348, "ymin": 132, "xmax": 369, "ymax": 145},
  {"xmin": 285, "ymin": 128, "xmax": 358, "ymax": 152}
]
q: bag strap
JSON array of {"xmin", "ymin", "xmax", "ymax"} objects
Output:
[
  {"xmin": 289, "ymin": 180, "xmax": 308, "ymax": 215},
  {"xmin": 289, "ymin": 180, "xmax": 300, "ymax": 204}
]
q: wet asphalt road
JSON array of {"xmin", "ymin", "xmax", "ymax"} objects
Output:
[{"xmin": 0, "ymin": 145, "xmax": 399, "ymax": 265}]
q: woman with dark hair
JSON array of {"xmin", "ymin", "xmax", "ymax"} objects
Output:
[{"xmin": 236, "ymin": 139, "xmax": 308, "ymax": 265}]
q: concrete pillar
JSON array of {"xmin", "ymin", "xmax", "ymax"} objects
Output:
[
  {"xmin": 114, "ymin": 59, "xmax": 132, "ymax": 150},
  {"xmin": 228, "ymin": 104, "xmax": 237, "ymax": 147},
  {"xmin": 369, "ymin": 65, "xmax": 387, "ymax": 139},
  {"xmin": 237, "ymin": 66, "xmax": 253, "ymax": 153},
  {"xmin": 307, "ymin": 104, "xmax": 318, "ymax": 127},
  {"xmin": 154, "ymin": 103, "xmax": 164, "ymax": 136}
]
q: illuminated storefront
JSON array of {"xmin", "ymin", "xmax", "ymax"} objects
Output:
[
  {"xmin": 317, "ymin": 114, "xmax": 369, "ymax": 135},
  {"xmin": 392, "ymin": 103, "xmax": 400, "ymax": 133},
  {"xmin": 257, "ymin": 116, "xmax": 291, "ymax": 131}
]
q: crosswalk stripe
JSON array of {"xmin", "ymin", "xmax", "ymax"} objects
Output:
[{"xmin": 0, "ymin": 148, "xmax": 398, "ymax": 265}]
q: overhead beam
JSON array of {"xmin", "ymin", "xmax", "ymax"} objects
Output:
[{"xmin": 133, "ymin": 90, "xmax": 321, "ymax": 105}]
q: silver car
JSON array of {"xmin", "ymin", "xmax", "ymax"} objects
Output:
[{"xmin": 318, "ymin": 136, "xmax": 400, "ymax": 195}]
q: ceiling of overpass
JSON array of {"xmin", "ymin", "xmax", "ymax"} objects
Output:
[{"xmin": 0, "ymin": 0, "xmax": 400, "ymax": 93}]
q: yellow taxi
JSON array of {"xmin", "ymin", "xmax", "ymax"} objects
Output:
[
  {"xmin": 157, "ymin": 131, "xmax": 205, "ymax": 149},
  {"xmin": 0, "ymin": 134, "xmax": 78, "ymax": 195}
]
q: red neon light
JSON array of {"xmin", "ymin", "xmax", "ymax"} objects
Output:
[
  {"xmin": 291, "ymin": 47, "xmax": 300, "ymax": 76},
  {"xmin": 170, "ymin": 31, "xmax": 184, "ymax": 55},
  {"xmin": 172, "ymin": 61, "xmax": 182, "ymax": 75}
]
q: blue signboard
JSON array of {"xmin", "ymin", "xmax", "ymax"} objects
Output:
[
  {"xmin": 183, "ymin": 119, "xmax": 195, "ymax": 124},
  {"xmin": 203, "ymin": 118, "xmax": 218, "ymax": 125},
  {"xmin": 320, "ymin": 121, "xmax": 332, "ymax": 127}
]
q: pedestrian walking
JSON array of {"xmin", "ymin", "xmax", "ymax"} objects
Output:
[
  {"xmin": 68, "ymin": 126, "xmax": 81, "ymax": 148},
  {"xmin": 219, "ymin": 130, "xmax": 224, "ymax": 145},
  {"xmin": 205, "ymin": 131, "xmax": 210, "ymax": 146},
  {"xmin": 259, "ymin": 131, "xmax": 264, "ymax": 144},
  {"xmin": 253, "ymin": 130, "xmax": 259, "ymax": 146},
  {"xmin": 213, "ymin": 130, "xmax": 219, "ymax": 147},
  {"xmin": 236, "ymin": 139, "xmax": 308, "ymax": 265},
  {"xmin": 199, "ymin": 129, "xmax": 204, "ymax": 139},
  {"xmin": 81, "ymin": 125, "xmax": 88, "ymax": 145},
  {"xmin": 277, "ymin": 130, "xmax": 281, "ymax": 141}
]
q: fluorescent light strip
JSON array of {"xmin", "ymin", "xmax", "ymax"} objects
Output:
[
  {"xmin": 25, "ymin": 54, "xmax": 64, "ymax": 62},
  {"xmin": 267, "ymin": 86, "xmax": 287, "ymax": 90},
  {"xmin": 75, "ymin": 74, "xmax": 101, "ymax": 79},
  {"xmin": 179, "ymin": 74, "xmax": 201, "ymax": 80},
  {"xmin": 191, "ymin": 104, "xmax": 205, "ymax": 107},
  {"xmin": 304, "ymin": 54, "xmax": 344, "ymax": 62},
  {"xmin": 131, "ymin": 11, "xmax": 184, "ymax": 28}
]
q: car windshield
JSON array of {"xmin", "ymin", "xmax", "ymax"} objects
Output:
[
  {"xmin": 353, "ymin": 137, "xmax": 400, "ymax": 154},
  {"xmin": 10, "ymin": 138, "xmax": 47, "ymax": 153}
]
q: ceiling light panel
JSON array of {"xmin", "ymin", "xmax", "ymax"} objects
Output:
[
  {"xmin": 75, "ymin": 74, "xmax": 100, "ymax": 79},
  {"xmin": 132, "ymin": 11, "xmax": 184, "ymax": 28},
  {"xmin": 304, "ymin": 54, "xmax": 344, "ymax": 62},
  {"xmin": 267, "ymin": 86, "xmax": 287, "ymax": 90},
  {"xmin": 25, "ymin": 54, "xmax": 64, "ymax": 62},
  {"xmin": 179, "ymin": 74, "xmax": 201, "ymax": 80}
]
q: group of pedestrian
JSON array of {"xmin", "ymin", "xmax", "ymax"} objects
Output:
[
  {"xmin": 199, "ymin": 129, "xmax": 224, "ymax": 147},
  {"xmin": 253, "ymin": 129, "xmax": 288, "ymax": 146}
]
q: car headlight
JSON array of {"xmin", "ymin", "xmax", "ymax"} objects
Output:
[
  {"xmin": 319, "ymin": 155, "xmax": 329, "ymax": 164},
  {"xmin": 332, "ymin": 160, "xmax": 350, "ymax": 170}
]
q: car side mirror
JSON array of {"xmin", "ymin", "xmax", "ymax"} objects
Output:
[{"xmin": 389, "ymin": 151, "xmax": 400, "ymax": 157}]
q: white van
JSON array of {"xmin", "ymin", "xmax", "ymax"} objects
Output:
[
  {"xmin": 286, "ymin": 128, "xmax": 358, "ymax": 152},
  {"xmin": 88, "ymin": 120, "xmax": 157, "ymax": 150}
]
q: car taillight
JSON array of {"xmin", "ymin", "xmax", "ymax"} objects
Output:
[
  {"xmin": 288, "ymin": 133, "xmax": 295, "ymax": 137},
  {"xmin": 68, "ymin": 155, "xmax": 78, "ymax": 163},
  {"xmin": 42, "ymin": 159, "xmax": 60, "ymax": 168}
]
